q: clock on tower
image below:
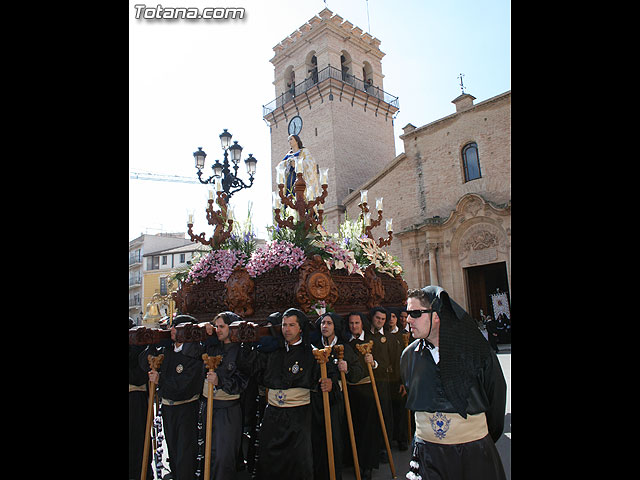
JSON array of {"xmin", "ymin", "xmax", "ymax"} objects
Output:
[{"xmin": 288, "ymin": 116, "xmax": 302, "ymax": 135}]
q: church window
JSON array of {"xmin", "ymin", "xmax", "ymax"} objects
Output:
[{"xmin": 462, "ymin": 142, "xmax": 481, "ymax": 182}]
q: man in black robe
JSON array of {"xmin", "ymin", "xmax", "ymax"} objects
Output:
[
  {"xmin": 400, "ymin": 286, "xmax": 507, "ymax": 480},
  {"xmin": 368, "ymin": 306, "xmax": 397, "ymax": 464},
  {"xmin": 346, "ymin": 311, "xmax": 379, "ymax": 480},
  {"xmin": 386, "ymin": 307, "xmax": 409, "ymax": 451},
  {"xmin": 129, "ymin": 318, "xmax": 153, "ymax": 480},
  {"xmin": 199, "ymin": 311, "xmax": 250, "ymax": 480},
  {"xmin": 238, "ymin": 307, "xmax": 329, "ymax": 479},
  {"xmin": 242, "ymin": 311, "xmax": 281, "ymax": 475},
  {"xmin": 142, "ymin": 314, "xmax": 204, "ymax": 480},
  {"xmin": 310, "ymin": 312, "xmax": 364, "ymax": 480}
]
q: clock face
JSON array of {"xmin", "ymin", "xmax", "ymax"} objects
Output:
[{"xmin": 288, "ymin": 116, "xmax": 302, "ymax": 135}]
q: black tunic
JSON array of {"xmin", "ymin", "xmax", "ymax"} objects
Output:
[
  {"xmin": 239, "ymin": 339, "xmax": 319, "ymax": 480},
  {"xmin": 400, "ymin": 339, "xmax": 507, "ymax": 479},
  {"xmin": 129, "ymin": 344, "xmax": 152, "ymax": 480},
  {"xmin": 309, "ymin": 340, "xmax": 360, "ymax": 480},
  {"xmin": 387, "ymin": 329, "xmax": 409, "ymax": 445},
  {"xmin": 199, "ymin": 340, "xmax": 249, "ymax": 480},
  {"xmin": 141, "ymin": 341, "xmax": 205, "ymax": 480},
  {"xmin": 347, "ymin": 332, "xmax": 382, "ymax": 471},
  {"xmin": 369, "ymin": 328, "xmax": 396, "ymax": 454}
]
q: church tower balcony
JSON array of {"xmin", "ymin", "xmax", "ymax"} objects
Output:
[{"xmin": 262, "ymin": 64, "xmax": 399, "ymax": 118}]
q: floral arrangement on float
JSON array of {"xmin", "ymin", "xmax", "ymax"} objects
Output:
[
  {"xmin": 182, "ymin": 206, "xmax": 401, "ymax": 285},
  {"xmin": 173, "ymin": 165, "xmax": 406, "ymax": 320}
]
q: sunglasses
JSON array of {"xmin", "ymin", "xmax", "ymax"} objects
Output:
[{"xmin": 407, "ymin": 309, "xmax": 433, "ymax": 318}]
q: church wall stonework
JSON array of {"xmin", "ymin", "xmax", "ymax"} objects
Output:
[
  {"xmin": 343, "ymin": 91, "xmax": 511, "ymax": 311},
  {"xmin": 402, "ymin": 92, "xmax": 511, "ymax": 219}
]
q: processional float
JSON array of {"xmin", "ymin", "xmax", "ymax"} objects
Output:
[{"xmin": 131, "ymin": 161, "xmax": 406, "ymax": 479}]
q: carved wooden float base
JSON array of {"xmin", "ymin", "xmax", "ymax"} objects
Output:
[{"xmin": 172, "ymin": 255, "xmax": 408, "ymax": 323}]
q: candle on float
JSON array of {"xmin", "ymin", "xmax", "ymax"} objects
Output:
[
  {"xmin": 276, "ymin": 166, "xmax": 285, "ymax": 185},
  {"xmin": 319, "ymin": 167, "xmax": 329, "ymax": 185},
  {"xmin": 364, "ymin": 212, "xmax": 371, "ymax": 226},
  {"xmin": 272, "ymin": 191, "xmax": 282, "ymax": 209},
  {"xmin": 386, "ymin": 218, "xmax": 393, "ymax": 232},
  {"xmin": 360, "ymin": 190, "xmax": 368, "ymax": 205},
  {"xmin": 188, "ymin": 214, "xmax": 193, "ymax": 224},
  {"xmin": 295, "ymin": 157, "xmax": 304, "ymax": 174},
  {"xmin": 376, "ymin": 197, "xmax": 383, "ymax": 211},
  {"xmin": 215, "ymin": 177, "xmax": 223, "ymax": 193},
  {"xmin": 306, "ymin": 184, "xmax": 315, "ymax": 201},
  {"xmin": 209, "ymin": 189, "xmax": 214, "ymax": 200}
]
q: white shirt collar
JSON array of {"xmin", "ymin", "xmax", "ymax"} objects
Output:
[
  {"xmin": 371, "ymin": 326, "xmax": 384, "ymax": 335},
  {"xmin": 285, "ymin": 337, "xmax": 302, "ymax": 352},
  {"xmin": 174, "ymin": 343, "xmax": 184, "ymax": 353},
  {"xmin": 322, "ymin": 335, "xmax": 338, "ymax": 347},
  {"xmin": 413, "ymin": 340, "xmax": 439, "ymax": 364},
  {"xmin": 350, "ymin": 331, "xmax": 365, "ymax": 342},
  {"xmin": 430, "ymin": 346, "xmax": 440, "ymax": 364}
]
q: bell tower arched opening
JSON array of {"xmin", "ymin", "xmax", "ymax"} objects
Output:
[{"xmin": 340, "ymin": 50, "xmax": 353, "ymax": 83}]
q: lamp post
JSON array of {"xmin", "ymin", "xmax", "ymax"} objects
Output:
[{"xmin": 193, "ymin": 129, "xmax": 258, "ymax": 203}]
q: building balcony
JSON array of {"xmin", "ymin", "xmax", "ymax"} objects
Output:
[{"xmin": 263, "ymin": 65, "xmax": 399, "ymax": 117}]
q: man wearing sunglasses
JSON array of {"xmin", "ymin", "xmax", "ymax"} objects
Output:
[{"xmin": 401, "ymin": 286, "xmax": 507, "ymax": 480}]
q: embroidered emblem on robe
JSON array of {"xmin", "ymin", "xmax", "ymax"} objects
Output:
[
  {"xmin": 276, "ymin": 389, "xmax": 286, "ymax": 406},
  {"xmin": 429, "ymin": 412, "xmax": 451, "ymax": 440}
]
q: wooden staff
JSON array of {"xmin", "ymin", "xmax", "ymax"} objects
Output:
[
  {"xmin": 355, "ymin": 341, "xmax": 396, "ymax": 479},
  {"xmin": 202, "ymin": 354, "xmax": 223, "ymax": 480},
  {"xmin": 333, "ymin": 345, "xmax": 361, "ymax": 480},
  {"xmin": 312, "ymin": 346, "xmax": 336, "ymax": 480},
  {"xmin": 402, "ymin": 332, "xmax": 413, "ymax": 445},
  {"xmin": 141, "ymin": 354, "xmax": 164, "ymax": 480}
]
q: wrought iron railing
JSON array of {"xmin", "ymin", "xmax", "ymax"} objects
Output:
[{"xmin": 263, "ymin": 65, "xmax": 399, "ymax": 117}]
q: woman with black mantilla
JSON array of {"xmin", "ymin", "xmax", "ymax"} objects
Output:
[
  {"xmin": 401, "ymin": 286, "xmax": 507, "ymax": 480},
  {"xmin": 238, "ymin": 307, "xmax": 330, "ymax": 479}
]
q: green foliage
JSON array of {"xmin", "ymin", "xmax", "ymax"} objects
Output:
[
  {"xmin": 221, "ymin": 201, "xmax": 257, "ymax": 257},
  {"xmin": 268, "ymin": 206, "xmax": 324, "ymax": 257}
]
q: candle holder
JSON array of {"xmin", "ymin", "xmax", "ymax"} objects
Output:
[
  {"xmin": 187, "ymin": 190, "xmax": 233, "ymax": 249},
  {"xmin": 358, "ymin": 199, "xmax": 393, "ymax": 248},
  {"xmin": 274, "ymin": 172, "xmax": 328, "ymax": 233}
]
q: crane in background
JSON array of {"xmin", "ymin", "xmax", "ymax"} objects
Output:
[{"xmin": 130, "ymin": 171, "xmax": 203, "ymax": 184}]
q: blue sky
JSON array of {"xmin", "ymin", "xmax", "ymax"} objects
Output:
[{"xmin": 129, "ymin": 0, "xmax": 510, "ymax": 240}]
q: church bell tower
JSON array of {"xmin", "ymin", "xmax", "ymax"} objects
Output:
[{"xmin": 263, "ymin": 7, "xmax": 399, "ymax": 233}]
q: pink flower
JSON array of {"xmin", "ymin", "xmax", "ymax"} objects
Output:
[
  {"xmin": 245, "ymin": 240, "xmax": 306, "ymax": 277},
  {"xmin": 186, "ymin": 249, "xmax": 248, "ymax": 284}
]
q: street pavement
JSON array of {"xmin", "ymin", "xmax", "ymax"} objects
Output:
[{"xmin": 150, "ymin": 347, "xmax": 511, "ymax": 480}]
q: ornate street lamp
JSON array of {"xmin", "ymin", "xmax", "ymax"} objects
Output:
[{"xmin": 193, "ymin": 129, "xmax": 258, "ymax": 202}]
